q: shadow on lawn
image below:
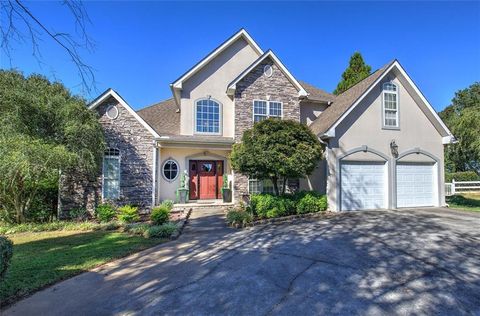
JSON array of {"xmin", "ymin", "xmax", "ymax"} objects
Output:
[
  {"xmin": 4, "ymin": 210, "xmax": 480, "ymax": 315},
  {"xmin": 447, "ymin": 194, "xmax": 480, "ymax": 209}
]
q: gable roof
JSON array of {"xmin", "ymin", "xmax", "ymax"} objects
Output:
[
  {"xmin": 310, "ymin": 60, "xmax": 453, "ymax": 143},
  {"xmin": 137, "ymin": 98, "xmax": 180, "ymax": 136},
  {"xmin": 170, "ymin": 29, "xmax": 263, "ymax": 106},
  {"xmin": 88, "ymin": 89, "xmax": 160, "ymax": 138},
  {"xmin": 226, "ymin": 50, "xmax": 308, "ymax": 97},
  {"xmin": 298, "ymin": 80, "xmax": 335, "ymax": 103}
]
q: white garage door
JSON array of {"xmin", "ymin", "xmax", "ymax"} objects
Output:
[
  {"xmin": 396, "ymin": 163, "xmax": 435, "ymax": 208},
  {"xmin": 340, "ymin": 161, "xmax": 387, "ymax": 211}
]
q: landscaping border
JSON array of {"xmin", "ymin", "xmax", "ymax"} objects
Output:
[
  {"xmin": 230, "ymin": 211, "xmax": 337, "ymax": 228},
  {"xmin": 170, "ymin": 208, "xmax": 192, "ymax": 239}
]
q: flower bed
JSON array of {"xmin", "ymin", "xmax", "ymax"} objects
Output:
[{"xmin": 226, "ymin": 191, "xmax": 328, "ymax": 228}]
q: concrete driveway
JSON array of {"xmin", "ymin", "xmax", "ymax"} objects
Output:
[{"xmin": 4, "ymin": 208, "xmax": 480, "ymax": 315}]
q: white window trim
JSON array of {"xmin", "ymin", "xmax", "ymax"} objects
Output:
[
  {"xmin": 102, "ymin": 151, "xmax": 121, "ymax": 201},
  {"xmin": 248, "ymin": 178, "xmax": 278, "ymax": 194},
  {"xmin": 382, "ymin": 82, "xmax": 400, "ymax": 129},
  {"xmin": 194, "ymin": 98, "xmax": 223, "ymax": 135},
  {"xmin": 252, "ymin": 99, "xmax": 283, "ymax": 122},
  {"xmin": 161, "ymin": 158, "xmax": 180, "ymax": 182}
]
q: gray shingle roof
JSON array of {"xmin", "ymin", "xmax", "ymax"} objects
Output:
[
  {"xmin": 137, "ymin": 98, "xmax": 180, "ymax": 136},
  {"xmin": 309, "ymin": 60, "xmax": 395, "ymax": 136},
  {"xmin": 298, "ymin": 80, "xmax": 335, "ymax": 103}
]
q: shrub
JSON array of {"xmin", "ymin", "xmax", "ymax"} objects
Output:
[
  {"xmin": 226, "ymin": 209, "xmax": 253, "ymax": 226},
  {"xmin": 160, "ymin": 200, "xmax": 174, "ymax": 211},
  {"xmin": 69, "ymin": 208, "xmax": 88, "ymax": 221},
  {"xmin": 297, "ymin": 193, "xmax": 327, "ymax": 214},
  {"xmin": 117, "ymin": 205, "xmax": 140, "ymax": 223},
  {"xmin": 124, "ymin": 223, "xmax": 150, "ymax": 235},
  {"xmin": 143, "ymin": 223, "xmax": 178, "ymax": 239},
  {"xmin": 445, "ymin": 171, "xmax": 480, "ymax": 182},
  {"xmin": 250, "ymin": 194, "xmax": 296, "ymax": 218},
  {"xmin": 95, "ymin": 203, "xmax": 116, "ymax": 223},
  {"xmin": 0, "ymin": 236, "xmax": 13, "ymax": 281},
  {"xmin": 151, "ymin": 206, "xmax": 170, "ymax": 225}
]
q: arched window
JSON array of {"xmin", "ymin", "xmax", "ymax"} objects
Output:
[
  {"xmin": 382, "ymin": 82, "xmax": 399, "ymax": 128},
  {"xmin": 195, "ymin": 99, "xmax": 220, "ymax": 134},
  {"xmin": 162, "ymin": 159, "xmax": 179, "ymax": 181},
  {"xmin": 103, "ymin": 148, "xmax": 120, "ymax": 200}
]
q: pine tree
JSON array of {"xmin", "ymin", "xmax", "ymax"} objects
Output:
[{"xmin": 333, "ymin": 52, "xmax": 372, "ymax": 95}]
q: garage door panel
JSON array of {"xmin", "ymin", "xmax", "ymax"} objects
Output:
[
  {"xmin": 341, "ymin": 161, "xmax": 386, "ymax": 211},
  {"xmin": 396, "ymin": 163, "xmax": 434, "ymax": 208}
]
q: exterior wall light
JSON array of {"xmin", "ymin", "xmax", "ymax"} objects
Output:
[{"xmin": 390, "ymin": 140, "xmax": 399, "ymax": 158}]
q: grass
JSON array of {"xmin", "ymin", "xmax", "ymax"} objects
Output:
[
  {"xmin": 0, "ymin": 220, "xmax": 122, "ymax": 235},
  {"xmin": 0, "ymin": 230, "xmax": 166, "ymax": 306},
  {"xmin": 446, "ymin": 193, "xmax": 480, "ymax": 212}
]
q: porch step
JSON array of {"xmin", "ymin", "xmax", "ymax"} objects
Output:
[{"xmin": 172, "ymin": 201, "xmax": 234, "ymax": 213}]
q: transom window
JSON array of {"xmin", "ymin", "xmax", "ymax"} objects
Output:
[
  {"xmin": 162, "ymin": 159, "xmax": 179, "ymax": 181},
  {"xmin": 196, "ymin": 99, "xmax": 220, "ymax": 134},
  {"xmin": 383, "ymin": 82, "xmax": 399, "ymax": 128},
  {"xmin": 103, "ymin": 148, "xmax": 120, "ymax": 200},
  {"xmin": 253, "ymin": 100, "xmax": 283, "ymax": 122}
]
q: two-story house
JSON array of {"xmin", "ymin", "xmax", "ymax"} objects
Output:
[{"xmin": 59, "ymin": 29, "xmax": 455, "ymax": 214}]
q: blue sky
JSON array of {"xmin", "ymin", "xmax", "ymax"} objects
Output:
[{"xmin": 1, "ymin": 1, "xmax": 479, "ymax": 111}]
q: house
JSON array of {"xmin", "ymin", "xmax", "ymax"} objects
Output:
[{"xmin": 59, "ymin": 29, "xmax": 455, "ymax": 214}]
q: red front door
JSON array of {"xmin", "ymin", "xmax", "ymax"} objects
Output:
[{"xmin": 189, "ymin": 160, "xmax": 223, "ymax": 200}]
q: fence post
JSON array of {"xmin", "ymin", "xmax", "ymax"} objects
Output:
[{"xmin": 452, "ymin": 179, "xmax": 456, "ymax": 195}]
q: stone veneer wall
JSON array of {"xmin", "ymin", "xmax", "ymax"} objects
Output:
[
  {"xmin": 233, "ymin": 57, "xmax": 301, "ymax": 202},
  {"xmin": 59, "ymin": 96, "xmax": 155, "ymax": 217}
]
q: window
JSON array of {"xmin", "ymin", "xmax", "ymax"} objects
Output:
[
  {"xmin": 106, "ymin": 105, "xmax": 119, "ymax": 120},
  {"xmin": 253, "ymin": 100, "xmax": 283, "ymax": 122},
  {"xmin": 196, "ymin": 99, "xmax": 220, "ymax": 133},
  {"xmin": 162, "ymin": 159, "xmax": 179, "ymax": 181},
  {"xmin": 383, "ymin": 82, "xmax": 398, "ymax": 128},
  {"xmin": 248, "ymin": 179, "xmax": 277, "ymax": 194},
  {"xmin": 103, "ymin": 148, "xmax": 120, "ymax": 200}
]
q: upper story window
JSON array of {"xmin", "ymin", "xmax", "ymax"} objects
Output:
[
  {"xmin": 103, "ymin": 148, "xmax": 120, "ymax": 200},
  {"xmin": 253, "ymin": 100, "xmax": 283, "ymax": 123},
  {"xmin": 382, "ymin": 82, "xmax": 399, "ymax": 128},
  {"xmin": 195, "ymin": 99, "xmax": 220, "ymax": 134}
]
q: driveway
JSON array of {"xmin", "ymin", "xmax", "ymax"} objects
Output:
[{"xmin": 4, "ymin": 208, "xmax": 480, "ymax": 315}]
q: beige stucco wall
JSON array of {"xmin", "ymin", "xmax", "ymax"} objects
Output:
[
  {"xmin": 300, "ymin": 101, "xmax": 328, "ymax": 126},
  {"xmin": 325, "ymin": 73, "xmax": 446, "ymax": 211},
  {"xmin": 157, "ymin": 147, "xmax": 231, "ymax": 202},
  {"xmin": 180, "ymin": 38, "xmax": 260, "ymax": 137}
]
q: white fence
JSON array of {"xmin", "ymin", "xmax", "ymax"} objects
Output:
[{"xmin": 445, "ymin": 180, "xmax": 480, "ymax": 196}]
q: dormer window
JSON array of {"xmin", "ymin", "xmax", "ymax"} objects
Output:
[
  {"xmin": 383, "ymin": 82, "xmax": 399, "ymax": 128},
  {"xmin": 195, "ymin": 99, "xmax": 221, "ymax": 134}
]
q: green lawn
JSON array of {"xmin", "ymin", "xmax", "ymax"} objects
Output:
[
  {"xmin": 0, "ymin": 230, "xmax": 165, "ymax": 306},
  {"xmin": 446, "ymin": 193, "xmax": 480, "ymax": 212}
]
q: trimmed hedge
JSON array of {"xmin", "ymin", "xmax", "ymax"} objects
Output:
[
  {"xmin": 445, "ymin": 171, "xmax": 480, "ymax": 182},
  {"xmin": 0, "ymin": 236, "xmax": 13, "ymax": 281}
]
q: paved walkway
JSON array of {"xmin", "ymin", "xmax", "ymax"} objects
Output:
[{"xmin": 4, "ymin": 208, "xmax": 480, "ymax": 315}]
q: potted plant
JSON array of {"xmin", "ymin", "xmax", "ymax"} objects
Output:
[
  {"xmin": 221, "ymin": 174, "xmax": 232, "ymax": 203},
  {"xmin": 176, "ymin": 171, "xmax": 189, "ymax": 204}
]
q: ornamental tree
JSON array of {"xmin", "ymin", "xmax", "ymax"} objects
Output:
[
  {"xmin": 333, "ymin": 52, "xmax": 372, "ymax": 95},
  {"xmin": 0, "ymin": 70, "xmax": 105, "ymax": 223},
  {"xmin": 231, "ymin": 119, "xmax": 323, "ymax": 196}
]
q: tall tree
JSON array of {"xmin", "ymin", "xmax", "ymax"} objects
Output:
[
  {"xmin": 0, "ymin": 70, "xmax": 105, "ymax": 223},
  {"xmin": 440, "ymin": 82, "xmax": 480, "ymax": 175},
  {"xmin": 231, "ymin": 119, "xmax": 323, "ymax": 196},
  {"xmin": 333, "ymin": 52, "xmax": 372, "ymax": 95}
]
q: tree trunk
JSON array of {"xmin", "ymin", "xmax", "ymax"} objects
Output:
[
  {"xmin": 282, "ymin": 177, "xmax": 287, "ymax": 195},
  {"xmin": 271, "ymin": 176, "xmax": 280, "ymax": 196}
]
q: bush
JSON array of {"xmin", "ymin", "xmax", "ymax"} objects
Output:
[
  {"xmin": 95, "ymin": 203, "xmax": 116, "ymax": 223},
  {"xmin": 160, "ymin": 200, "xmax": 174, "ymax": 211},
  {"xmin": 226, "ymin": 209, "xmax": 253, "ymax": 226},
  {"xmin": 69, "ymin": 208, "xmax": 88, "ymax": 221},
  {"xmin": 143, "ymin": 223, "xmax": 177, "ymax": 239},
  {"xmin": 117, "ymin": 205, "xmax": 140, "ymax": 223},
  {"xmin": 250, "ymin": 194, "xmax": 295, "ymax": 219},
  {"xmin": 0, "ymin": 220, "xmax": 121, "ymax": 234},
  {"xmin": 123, "ymin": 223, "xmax": 150, "ymax": 235},
  {"xmin": 0, "ymin": 236, "xmax": 13, "ymax": 281},
  {"xmin": 296, "ymin": 193, "xmax": 327, "ymax": 214},
  {"xmin": 445, "ymin": 171, "xmax": 480, "ymax": 182},
  {"xmin": 151, "ymin": 206, "xmax": 170, "ymax": 225}
]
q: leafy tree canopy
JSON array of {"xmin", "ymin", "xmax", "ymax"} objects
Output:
[
  {"xmin": 231, "ymin": 119, "xmax": 323, "ymax": 195},
  {"xmin": 439, "ymin": 82, "xmax": 480, "ymax": 175},
  {"xmin": 333, "ymin": 52, "xmax": 372, "ymax": 95},
  {"xmin": 0, "ymin": 70, "xmax": 105, "ymax": 222}
]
